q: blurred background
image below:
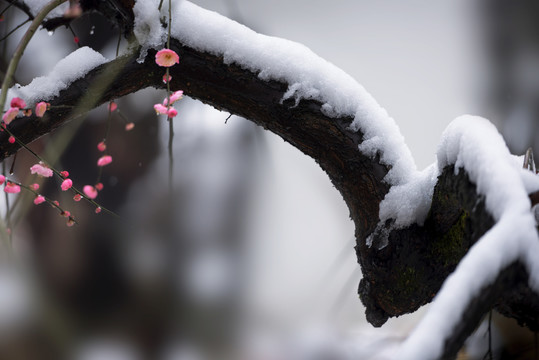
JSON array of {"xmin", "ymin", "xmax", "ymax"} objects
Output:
[{"xmin": 1, "ymin": 0, "xmax": 538, "ymax": 359}]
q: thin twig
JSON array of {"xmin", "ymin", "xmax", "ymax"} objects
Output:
[
  {"xmin": 0, "ymin": 1, "xmax": 15, "ymax": 18},
  {"xmin": 166, "ymin": 0, "xmax": 173, "ymax": 194},
  {"xmin": 2, "ymin": 162, "xmax": 11, "ymax": 245},
  {"xmin": 0, "ymin": 18, "xmax": 31, "ymax": 43}
]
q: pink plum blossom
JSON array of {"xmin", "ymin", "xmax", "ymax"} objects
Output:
[
  {"xmin": 30, "ymin": 163, "xmax": 53, "ymax": 177},
  {"xmin": 4, "ymin": 182, "xmax": 20, "ymax": 194},
  {"xmin": 163, "ymin": 91, "xmax": 183, "ymax": 106},
  {"xmin": 155, "ymin": 49, "xmax": 179, "ymax": 67},
  {"xmin": 154, "ymin": 103, "xmax": 168, "ymax": 115},
  {"xmin": 97, "ymin": 155, "xmax": 112, "ymax": 167},
  {"xmin": 34, "ymin": 195, "xmax": 46, "ymax": 205},
  {"xmin": 125, "ymin": 122, "xmax": 135, "ymax": 131},
  {"xmin": 10, "ymin": 97, "xmax": 26, "ymax": 109},
  {"xmin": 167, "ymin": 108, "xmax": 178, "ymax": 118},
  {"xmin": 61, "ymin": 179, "xmax": 73, "ymax": 191},
  {"xmin": 35, "ymin": 102, "xmax": 49, "ymax": 117},
  {"xmin": 83, "ymin": 185, "xmax": 98, "ymax": 199},
  {"xmin": 97, "ymin": 141, "xmax": 106, "ymax": 152},
  {"xmin": 3, "ymin": 107, "xmax": 19, "ymax": 124}
]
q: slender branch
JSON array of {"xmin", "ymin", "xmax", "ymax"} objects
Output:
[{"xmin": 0, "ymin": 18, "xmax": 31, "ymax": 43}]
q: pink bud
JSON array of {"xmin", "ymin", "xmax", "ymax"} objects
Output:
[
  {"xmin": 167, "ymin": 108, "xmax": 178, "ymax": 118},
  {"xmin": 95, "ymin": 183, "xmax": 103, "ymax": 191},
  {"xmin": 95, "ymin": 207, "xmax": 102, "ymax": 214},
  {"xmin": 83, "ymin": 185, "xmax": 98, "ymax": 199},
  {"xmin": 66, "ymin": 218, "xmax": 75, "ymax": 227},
  {"xmin": 0, "ymin": 175, "xmax": 6, "ymax": 186},
  {"xmin": 163, "ymin": 74, "xmax": 172, "ymax": 84},
  {"xmin": 108, "ymin": 102, "xmax": 117, "ymax": 112},
  {"xmin": 97, "ymin": 141, "xmax": 106, "ymax": 152},
  {"xmin": 10, "ymin": 97, "xmax": 26, "ymax": 109},
  {"xmin": 125, "ymin": 122, "xmax": 135, "ymax": 131},
  {"xmin": 61, "ymin": 178, "xmax": 73, "ymax": 191},
  {"xmin": 97, "ymin": 155, "xmax": 112, "ymax": 167},
  {"xmin": 60, "ymin": 171, "xmax": 69, "ymax": 178},
  {"xmin": 8, "ymin": 136, "xmax": 15, "ymax": 144},
  {"xmin": 73, "ymin": 194, "xmax": 82, "ymax": 202},
  {"xmin": 34, "ymin": 195, "xmax": 46, "ymax": 205},
  {"xmin": 31, "ymin": 183, "xmax": 39, "ymax": 190}
]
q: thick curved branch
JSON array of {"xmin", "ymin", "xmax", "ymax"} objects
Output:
[{"xmin": 2, "ymin": 2, "xmax": 539, "ymax": 357}]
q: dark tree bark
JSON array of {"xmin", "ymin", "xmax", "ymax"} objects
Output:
[{"xmin": 3, "ymin": 1, "xmax": 539, "ymax": 358}]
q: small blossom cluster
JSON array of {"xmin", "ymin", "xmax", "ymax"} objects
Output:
[
  {"xmin": 82, "ymin": 183, "xmax": 103, "ymax": 201},
  {"xmin": 154, "ymin": 90, "xmax": 183, "ymax": 118},
  {"xmin": 2, "ymin": 97, "xmax": 49, "ymax": 125},
  {"xmin": 154, "ymin": 49, "xmax": 183, "ymax": 118}
]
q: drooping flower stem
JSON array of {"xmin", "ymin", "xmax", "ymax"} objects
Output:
[
  {"xmin": 166, "ymin": 0, "xmax": 174, "ymax": 194},
  {"xmin": 2, "ymin": 162, "xmax": 11, "ymax": 244}
]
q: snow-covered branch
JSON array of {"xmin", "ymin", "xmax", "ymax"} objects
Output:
[{"xmin": 4, "ymin": 1, "xmax": 539, "ymax": 358}]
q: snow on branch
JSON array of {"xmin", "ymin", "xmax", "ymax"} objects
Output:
[
  {"xmin": 394, "ymin": 116, "xmax": 539, "ymax": 359},
  {"xmin": 3, "ymin": 1, "xmax": 539, "ymax": 357}
]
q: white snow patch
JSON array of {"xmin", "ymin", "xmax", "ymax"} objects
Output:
[
  {"xmin": 379, "ymin": 163, "xmax": 438, "ymax": 228},
  {"xmin": 395, "ymin": 115, "xmax": 539, "ymax": 360},
  {"xmin": 9, "ymin": 47, "xmax": 107, "ymax": 106},
  {"xmin": 133, "ymin": 0, "xmax": 167, "ymax": 62}
]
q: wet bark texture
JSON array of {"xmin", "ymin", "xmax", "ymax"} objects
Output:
[{"xmin": 3, "ymin": 1, "xmax": 539, "ymax": 358}]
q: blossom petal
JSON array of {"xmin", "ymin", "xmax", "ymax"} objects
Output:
[
  {"xmin": 97, "ymin": 155, "xmax": 112, "ymax": 167},
  {"xmin": 155, "ymin": 49, "xmax": 179, "ymax": 67},
  {"xmin": 30, "ymin": 163, "xmax": 53, "ymax": 177}
]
